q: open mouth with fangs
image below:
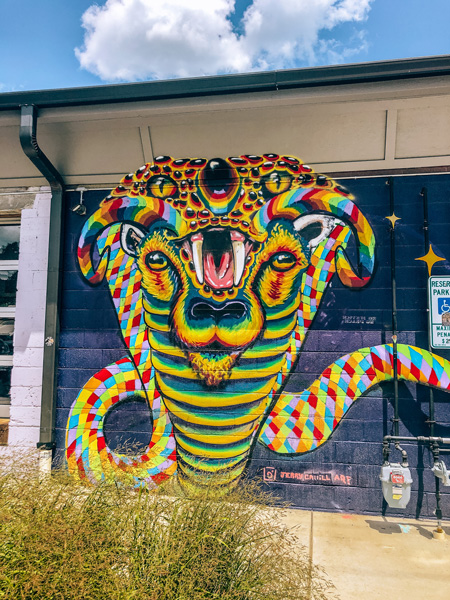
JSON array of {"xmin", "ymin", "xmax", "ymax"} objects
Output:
[{"xmin": 181, "ymin": 228, "xmax": 256, "ymax": 290}]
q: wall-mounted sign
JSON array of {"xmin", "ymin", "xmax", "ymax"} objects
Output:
[{"xmin": 428, "ymin": 276, "xmax": 450, "ymax": 348}]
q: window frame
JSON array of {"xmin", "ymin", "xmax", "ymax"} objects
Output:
[{"xmin": 0, "ymin": 219, "xmax": 20, "ymax": 413}]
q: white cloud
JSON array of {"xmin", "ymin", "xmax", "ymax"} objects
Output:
[
  {"xmin": 76, "ymin": 0, "xmax": 373, "ymax": 81},
  {"xmin": 0, "ymin": 83, "xmax": 25, "ymax": 93},
  {"xmin": 242, "ymin": 0, "xmax": 372, "ymax": 69}
]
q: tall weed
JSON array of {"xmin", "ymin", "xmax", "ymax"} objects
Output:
[{"xmin": 0, "ymin": 457, "xmax": 333, "ymax": 599}]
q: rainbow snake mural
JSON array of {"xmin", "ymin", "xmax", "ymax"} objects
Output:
[{"xmin": 66, "ymin": 155, "xmax": 450, "ymax": 493}]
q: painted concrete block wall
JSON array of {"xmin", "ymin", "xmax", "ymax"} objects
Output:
[
  {"xmin": 247, "ymin": 175, "xmax": 450, "ymax": 517},
  {"xmin": 55, "ymin": 171, "xmax": 450, "ymax": 518},
  {"xmin": 0, "ymin": 190, "xmax": 50, "ymax": 454}
]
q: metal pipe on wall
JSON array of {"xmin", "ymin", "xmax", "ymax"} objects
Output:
[
  {"xmin": 388, "ymin": 178, "xmax": 400, "ymax": 437},
  {"xmin": 420, "ymin": 186, "xmax": 445, "ymax": 532},
  {"xmin": 384, "ymin": 435, "xmax": 450, "ymax": 444},
  {"xmin": 19, "ymin": 104, "xmax": 65, "ymax": 474},
  {"xmin": 421, "ymin": 187, "xmax": 436, "ymax": 439}
]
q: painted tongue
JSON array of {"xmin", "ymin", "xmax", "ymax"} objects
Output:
[{"xmin": 204, "ymin": 250, "xmax": 234, "ymax": 289}]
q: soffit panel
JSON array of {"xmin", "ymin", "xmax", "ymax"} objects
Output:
[
  {"xmin": 1, "ymin": 78, "xmax": 450, "ymax": 187},
  {"xmin": 37, "ymin": 122, "xmax": 146, "ymax": 176},
  {"xmin": 396, "ymin": 104, "xmax": 450, "ymax": 159},
  {"xmin": 149, "ymin": 105, "xmax": 387, "ymax": 164}
]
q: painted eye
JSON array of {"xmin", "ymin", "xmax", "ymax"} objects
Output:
[
  {"xmin": 145, "ymin": 252, "xmax": 169, "ymax": 271},
  {"xmin": 263, "ymin": 171, "xmax": 292, "ymax": 195},
  {"xmin": 146, "ymin": 175, "xmax": 178, "ymax": 199},
  {"xmin": 270, "ymin": 252, "xmax": 297, "ymax": 271}
]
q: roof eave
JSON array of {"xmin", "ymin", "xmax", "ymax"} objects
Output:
[{"xmin": 1, "ymin": 55, "xmax": 450, "ymax": 111}]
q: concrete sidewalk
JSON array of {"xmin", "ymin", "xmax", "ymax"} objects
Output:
[{"xmin": 281, "ymin": 509, "xmax": 450, "ymax": 600}]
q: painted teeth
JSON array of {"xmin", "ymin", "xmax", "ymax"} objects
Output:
[
  {"xmin": 192, "ymin": 239, "xmax": 204, "ymax": 284},
  {"xmin": 232, "ymin": 240, "xmax": 245, "ymax": 286},
  {"xmin": 190, "ymin": 232, "xmax": 248, "ymax": 288}
]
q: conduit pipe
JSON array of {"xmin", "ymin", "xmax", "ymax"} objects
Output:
[
  {"xmin": 387, "ymin": 178, "xmax": 400, "ymax": 437},
  {"xmin": 19, "ymin": 104, "xmax": 65, "ymax": 476},
  {"xmin": 419, "ymin": 186, "xmax": 445, "ymax": 534},
  {"xmin": 383, "ymin": 435, "xmax": 450, "ymax": 445}
]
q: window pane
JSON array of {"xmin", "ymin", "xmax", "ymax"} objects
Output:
[
  {"xmin": 0, "ymin": 225, "xmax": 20, "ymax": 260},
  {"xmin": 0, "ymin": 271, "xmax": 17, "ymax": 307},
  {"xmin": 0, "ymin": 366, "xmax": 11, "ymax": 401},
  {"xmin": 0, "ymin": 320, "xmax": 14, "ymax": 355}
]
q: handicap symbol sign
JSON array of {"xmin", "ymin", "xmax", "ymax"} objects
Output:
[{"xmin": 438, "ymin": 298, "xmax": 450, "ymax": 315}]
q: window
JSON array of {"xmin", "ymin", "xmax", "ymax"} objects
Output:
[{"xmin": 0, "ymin": 222, "xmax": 20, "ymax": 443}]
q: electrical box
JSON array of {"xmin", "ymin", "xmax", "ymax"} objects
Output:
[{"xmin": 380, "ymin": 463, "xmax": 412, "ymax": 509}]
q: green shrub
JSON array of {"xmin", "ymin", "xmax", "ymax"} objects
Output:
[{"xmin": 0, "ymin": 458, "xmax": 333, "ymax": 599}]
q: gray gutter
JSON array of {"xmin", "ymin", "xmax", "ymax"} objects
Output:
[
  {"xmin": 1, "ymin": 55, "xmax": 450, "ymax": 111},
  {"xmin": 19, "ymin": 105, "xmax": 65, "ymax": 451}
]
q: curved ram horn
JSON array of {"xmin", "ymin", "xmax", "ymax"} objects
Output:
[
  {"xmin": 252, "ymin": 186, "xmax": 375, "ymax": 288},
  {"xmin": 77, "ymin": 195, "xmax": 184, "ymax": 284},
  {"xmin": 293, "ymin": 214, "xmax": 337, "ymax": 250}
]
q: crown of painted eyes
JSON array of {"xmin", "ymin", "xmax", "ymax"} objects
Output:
[{"xmin": 103, "ymin": 155, "xmax": 350, "ymax": 236}]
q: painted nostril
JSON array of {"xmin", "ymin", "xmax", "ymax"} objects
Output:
[{"xmin": 190, "ymin": 300, "xmax": 247, "ymax": 322}]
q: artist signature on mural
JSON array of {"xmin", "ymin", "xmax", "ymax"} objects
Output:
[
  {"xmin": 341, "ymin": 315, "xmax": 376, "ymax": 325},
  {"xmin": 263, "ymin": 467, "xmax": 352, "ymax": 486}
]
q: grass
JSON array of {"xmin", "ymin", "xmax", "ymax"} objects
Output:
[{"xmin": 0, "ymin": 457, "xmax": 334, "ymax": 600}]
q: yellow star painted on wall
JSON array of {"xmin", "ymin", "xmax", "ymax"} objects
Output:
[
  {"xmin": 385, "ymin": 212, "xmax": 401, "ymax": 228},
  {"xmin": 415, "ymin": 244, "xmax": 446, "ymax": 276}
]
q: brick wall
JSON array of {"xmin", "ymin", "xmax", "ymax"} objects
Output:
[{"xmin": 56, "ymin": 176, "xmax": 450, "ymax": 517}]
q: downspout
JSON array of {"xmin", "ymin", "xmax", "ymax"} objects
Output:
[{"xmin": 19, "ymin": 104, "xmax": 65, "ymax": 475}]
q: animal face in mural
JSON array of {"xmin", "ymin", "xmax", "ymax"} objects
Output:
[{"xmin": 67, "ymin": 154, "xmax": 450, "ymax": 493}]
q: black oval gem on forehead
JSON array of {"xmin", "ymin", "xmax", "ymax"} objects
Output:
[
  {"xmin": 229, "ymin": 157, "xmax": 247, "ymax": 165},
  {"xmin": 189, "ymin": 158, "xmax": 207, "ymax": 167},
  {"xmin": 201, "ymin": 158, "xmax": 236, "ymax": 195}
]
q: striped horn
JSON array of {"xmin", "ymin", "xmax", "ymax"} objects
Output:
[
  {"xmin": 252, "ymin": 186, "xmax": 375, "ymax": 287},
  {"xmin": 77, "ymin": 195, "xmax": 185, "ymax": 284}
]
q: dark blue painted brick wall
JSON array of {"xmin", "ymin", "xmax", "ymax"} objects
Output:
[{"xmin": 56, "ymin": 176, "xmax": 450, "ymax": 517}]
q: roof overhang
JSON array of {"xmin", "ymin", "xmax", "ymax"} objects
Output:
[{"xmin": 1, "ymin": 55, "xmax": 450, "ymax": 111}]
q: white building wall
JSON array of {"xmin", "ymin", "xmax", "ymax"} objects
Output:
[{"xmin": 0, "ymin": 189, "xmax": 50, "ymax": 454}]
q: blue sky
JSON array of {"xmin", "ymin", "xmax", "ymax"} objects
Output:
[{"xmin": 0, "ymin": 0, "xmax": 449, "ymax": 92}]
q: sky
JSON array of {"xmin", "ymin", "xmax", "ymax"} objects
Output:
[{"xmin": 0, "ymin": 0, "xmax": 449, "ymax": 93}]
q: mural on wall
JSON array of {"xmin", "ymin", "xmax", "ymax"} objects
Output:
[{"xmin": 66, "ymin": 155, "xmax": 450, "ymax": 493}]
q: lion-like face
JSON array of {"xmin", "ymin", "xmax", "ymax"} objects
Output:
[
  {"xmin": 114, "ymin": 156, "xmax": 338, "ymax": 386},
  {"xmin": 131, "ymin": 219, "xmax": 315, "ymax": 385}
]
